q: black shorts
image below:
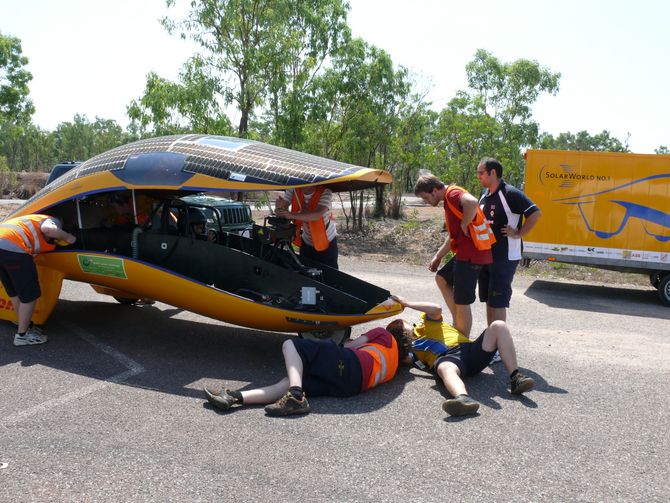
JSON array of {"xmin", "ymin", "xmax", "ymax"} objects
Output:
[
  {"xmin": 291, "ymin": 338, "xmax": 362, "ymax": 397},
  {"xmin": 478, "ymin": 260, "xmax": 518, "ymax": 308},
  {"xmin": 300, "ymin": 237, "xmax": 338, "ymax": 269},
  {"xmin": 436, "ymin": 256, "xmax": 482, "ymax": 305},
  {"xmin": 434, "ymin": 330, "xmax": 494, "ymax": 378},
  {"xmin": 0, "ymin": 249, "xmax": 41, "ymax": 303}
]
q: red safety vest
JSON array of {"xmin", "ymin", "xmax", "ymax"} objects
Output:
[
  {"xmin": 359, "ymin": 336, "xmax": 399, "ymax": 390},
  {"xmin": 0, "ymin": 214, "xmax": 57, "ymax": 256},
  {"xmin": 291, "ymin": 187, "xmax": 330, "ymax": 252},
  {"xmin": 445, "ymin": 186, "xmax": 496, "ymax": 251}
]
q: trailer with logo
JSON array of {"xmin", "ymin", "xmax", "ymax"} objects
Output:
[{"xmin": 522, "ymin": 149, "xmax": 670, "ymax": 306}]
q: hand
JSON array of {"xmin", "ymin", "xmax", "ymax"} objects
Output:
[
  {"xmin": 275, "ymin": 209, "xmax": 291, "ymax": 219},
  {"xmin": 460, "ymin": 221, "xmax": 470, "ymax": 236},
  {"xmin": 502, "ymin": 225, "xmax": 518, "ymax": 238},
  {"xmin": 428, "ymin": 255, "xmax": 441, "ymax": 272},
  {"xmin": 391, "ymin": 294, "xmax": 407, "ymax": 306},
  {"xmin": 65, "ymin": 233, "xmax": 77, "ymax": 244}
]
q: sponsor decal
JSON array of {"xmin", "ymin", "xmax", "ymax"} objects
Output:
[{"xmin": 77, "ymin": 254, "xmax": 128, "ymax": 279}]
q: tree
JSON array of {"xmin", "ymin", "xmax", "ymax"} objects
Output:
[
  {"xmin": 162, "ymin": 0, "xmax": 349, "ymax": 139},
  {"xmin": 302, "ymin": 38, "xmax": 410, "ymax": 227},
  {"xmin": 655, "ymin": 146, "xmax": 669, "ymax": 155},
  {"xmin": 431, "ymin": 50, "xmax": 561, "ymax": 192},
  {"xmin": 128, "ymin": 56, "xmax": 232, "ymax": 136},
  {"xmin": 0, "ymin": 31, "xmax": 34, "ymax": 125},
  {"xmin": 537, "ymin": 130, "xmax": 629, "ymax": 152}
]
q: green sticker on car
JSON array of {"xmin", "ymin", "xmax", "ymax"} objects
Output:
[{"xmin": 77, "ymin": 254, "xmax": 128, "ymax": 279}]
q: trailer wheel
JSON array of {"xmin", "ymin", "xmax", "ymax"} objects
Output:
[
  {"xmin": 650, "ymin": 272, "xmax": 662, "ymax": 288},
  {"xmin": 298, "ymin": 327, "xmax": 352, "ymax": 346},
  {"xmin": 658, "ymin": 274, "xmax": 670, "ymax": 307}
]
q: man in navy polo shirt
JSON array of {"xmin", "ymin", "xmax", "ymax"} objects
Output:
[{"xmin": 476, "ymin": 158, "xmax": 541, "ymax": 327}]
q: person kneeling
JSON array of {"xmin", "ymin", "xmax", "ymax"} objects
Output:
[
  {"xmin": 204, "ymin": 327, "xmax": 412, "ymax": 417},
  {"xmin": 387, "ymin": 295, "xmax": 535, "ymax": 417}
]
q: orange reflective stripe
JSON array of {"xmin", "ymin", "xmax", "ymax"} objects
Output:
[
  {"xmin": 291, "ymin": 187, "xmax": 330, "ymax": 252},
  {"xmin": 360, "ymin": 336, "xmax": 398, "ymax": 389},
  {"xmin": 445, "ymin": 186, "xmax": 496, "ymax": 251},
  {"xmin": 0, "ymin": 215, "xmax": 57, "ymax": 255}
]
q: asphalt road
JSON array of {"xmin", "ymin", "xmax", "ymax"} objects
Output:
[{"xmin": 1, "ymin": 257, "xmax": 669, "ymax": 502}]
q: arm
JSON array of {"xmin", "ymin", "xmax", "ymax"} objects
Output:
[
  {"xmin": 459, "ymin": 193, "xmax": 479, "ymax": 236},
  {"xmin": 391, "ymin": 295, "xmax": 442, "ymax": 320},
  {"xmin": 343, "ymin": 335, "xmax": 369, "ymax": 349},
  {"xmin": 276, "ymin": 204, "xmax": 328, "ymax": 222},
  {"xmin": 41, "ymin": 220, "xmax": 76, "ymax": 244},
  {"xmin": 503, "ymin": 209, "xmax": 542, "ymax": 238},
  {"xmin": 429, "ymin": 235, "xmax": 451, "ymax": 272}
]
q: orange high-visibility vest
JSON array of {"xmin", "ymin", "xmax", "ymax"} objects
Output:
[
  {"xmin": 445, "ymin": 186, "xmax": 496, "ymax": 251},
  {"xmin": 291, "ymin": 187, "xmax": 330, "ymax": 252},
  {"xmin": 359, "ymin": 335, "xmax": 399, "ymax": 390},
  {"xmin": 0, "ymin": 214, "xmax": 57, "ymax": 256}
]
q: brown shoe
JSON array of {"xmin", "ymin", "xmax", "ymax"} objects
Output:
[
  {"xmin": 442, "ymin": 394, "xmax": 480, "ymax": 416},
  {"xmin": 264, "ymin": 392, "xmax": 310, "ymax": 417},
  {"xmin": 204, "ymin": 386, "xmax": 238, "ymax": 411}
]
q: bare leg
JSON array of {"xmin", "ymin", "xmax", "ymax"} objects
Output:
[
  {"xmin": 436, "ymin": 361, "xmax": 467, "ymax": 397},
  {"xmin": 435, "ymin": 275, "xmax": 456, "ymax": 325},
  {"xmin": 453, "ymin": 304, "xmax": 472, "ymax": 338},
  {"xmin": 481, "ymin": 320, "xmax": 518, "ymax": 374},
  {"xmin": 17, "ymin": 299, "xmax": 36, "ymax": 333},
  {"xmin": 282, "ymin": 339, "xmax": 304, "ymax": 388},
  {"xmin": 240, "ymin": 377, "xmax": 290, "ymax": 405},
  {"xmin": 486, "ymin": 305, "xmax": 506, "ymax": 325}
]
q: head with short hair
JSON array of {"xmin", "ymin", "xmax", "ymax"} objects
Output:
[
  {"xmin": 413, "ymin": 174, "xmax": 445, "ymax": 196},
  {"xmin": 386, "ymin": 319, "xmax": 414, "ymax": 363},
  {"xmin": 478, "ymin": 157, "xmax": 504, "ymax": 178}
]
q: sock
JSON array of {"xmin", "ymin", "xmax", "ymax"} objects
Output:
[
  {"xmin": 289, "ymin": 386, "xmax": 304, "ymax": 400},
  {"xmin": 510, "ymin": 369, "xmax": 519, "ymax": 380},
  {"xmin": 17, "ymin": 332, "xmax": 26, "ymax": 337},
  {"xmin": 228, "ymin": 390, "xmax": 243, "ymax": 404}
]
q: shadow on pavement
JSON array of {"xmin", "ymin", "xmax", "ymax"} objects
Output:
[
  {"xmin": 523, "ymin": 279, "xmax": 670, "ymax": 319},
  {"xmin": 1, "ymin": 298, "xmax": 407, "ymax": 415}
]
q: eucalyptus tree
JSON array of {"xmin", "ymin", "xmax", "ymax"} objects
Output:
[
  {"xmin": 537, "ymin": 130, "xmax": 629, "ymax": 152},
  {"xmin": 0, "ymin": 31, "xmax": 34, "ymax": 125},
  {"xmin": 162, "ymin": 0, "xmax": 349, "ymax": 139}
]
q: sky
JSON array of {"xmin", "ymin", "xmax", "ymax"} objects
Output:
[{"xmin": 2, "ymin": 0, "xmax": 669, "ymax": 154}]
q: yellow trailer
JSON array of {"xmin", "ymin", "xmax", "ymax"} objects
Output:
[{"xmin": 523, "ymin": 149, "xmax": 670, "ymax": 306}]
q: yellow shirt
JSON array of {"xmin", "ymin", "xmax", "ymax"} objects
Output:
[{"xmin": 411, "ymin": 313, "xmax": 471, "ymax": 369}]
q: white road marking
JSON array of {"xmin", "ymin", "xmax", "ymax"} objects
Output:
[{"xmin": 2, "ymin": 321, "xmax": 145, "ymax": 426}]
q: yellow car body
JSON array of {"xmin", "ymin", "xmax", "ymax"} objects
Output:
[{"xmin": 1, "ymin": 135, "xmax": 402, "ymax": 332}]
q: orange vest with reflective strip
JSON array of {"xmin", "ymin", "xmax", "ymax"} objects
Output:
[
  {"xmin": 359, "ymin": 335, "xmax": 399, "ymax": 390},
  {"xmin": 0, "ymin": 214, "xmax": 57, "ymax": 256},
  {"xmin": 291, "ymin": 187, "xmax": 330, "ymax": 252},
  {"xmin": 445, "ymin": 186, "xmax": 496, "ymax": 251}
]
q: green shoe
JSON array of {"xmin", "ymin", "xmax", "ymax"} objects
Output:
[
  {"xmin": 442, "ymin": 394, "xmax": 480, "ymax": 416},
  {"xmin": 265, "ymin": 392, "xmax": 310, "ymax": 417}
]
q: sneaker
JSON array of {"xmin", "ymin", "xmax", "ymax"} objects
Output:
[
  {"xmin": 13, "ymin": 329, "xmax": 48, "ymax": 346},
  {"xmin": 204, "ymin": 386, "xmax": 238, "ymax": 411},
  {"xmin": 11, "ymin": 321, "xmax": 43, "ymax": 335},
  {"xmin": 264, "ymin": 392, "xmax": 310, "ymax": 417},
  {"xmin": 489, "ymin": 350, "xmax": 502, "ymax": 365},
  {"xmin": 511, "ymin": 373, "xmax": 535, "ymax": 395},
  {"xmin": 442, "ymin": 394, "xmax": 480, "ymax": 416}
]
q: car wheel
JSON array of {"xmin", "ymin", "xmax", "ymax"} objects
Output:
[{"xmin": 298, "ymin": 327, "xmax": 352, "ymax": 346}]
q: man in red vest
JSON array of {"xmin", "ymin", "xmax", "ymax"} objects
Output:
[
  {"xmin": 204, "ymin": 327, "xmax": 411, "ymax": 417},
  {"xmin": 414, "ymin": 174, "xmax": 493, "ymax": 337},
  {"xmin": 0, "ymin": 214, "xmax": 76, "ymax": 346},
  {"xmin": 275, "ymin": 186, "xmax": 338, "ymax": 269}
]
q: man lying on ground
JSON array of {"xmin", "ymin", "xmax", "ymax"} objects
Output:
[{"xmin": 386, "ymin": 295, "xmax": 535, "ymax": 416}]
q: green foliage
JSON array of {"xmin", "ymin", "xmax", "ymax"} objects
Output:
[
  {"xmin": 127, "ymin": 56, "xmax": 232, "ymax": 137},
  {"xmin": 431, "ymin": 49, "xmax": 561, "ymax": 193},
  {"xmin": 0, "ymin": 31, "xmax": 34, "ymax": 124},
  {"xmin": 656, "ymin": 146, "xmax": 669, "ymax": 155},
  {"xmin": 537, "ymin": 130, "xmax": 630, "ymax": 152}
]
